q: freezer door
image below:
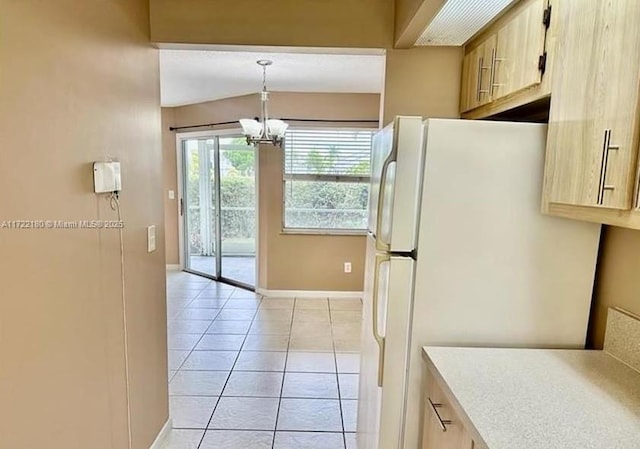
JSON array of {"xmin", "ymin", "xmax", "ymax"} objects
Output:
[
  {"xmin": 367, "ymin": 116, "xmax": 425, "ymax": 253},
  {"xmin": 358, "ymin": 235, "xmax": 415, "ymax": 449}
]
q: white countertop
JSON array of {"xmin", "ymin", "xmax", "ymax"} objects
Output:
[{"xmin": 423, "ymin": 346, "xmax": 640, "ymax": 449}]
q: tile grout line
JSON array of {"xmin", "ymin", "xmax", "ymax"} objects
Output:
[
  {"xmin": 167, "ymin": 281, "xmax": 216, "ymax": 372},
  {"xmin": 169, "ymin": 287, "xmax": 231, "ymax": 373},
  {"xmin": 168, "ymin": 278, "xmax": 359, "ymax": 447},
  {"xmin": 328, "ymin": 297, "xmax": 349, "ymax": 449},
  {"xmin": 270, "ymin": 296, "xmax": 297, "ymax": 449},
  {"xmin": 195, "ymin": 286, "xmax": 262, "ymax": 449}
]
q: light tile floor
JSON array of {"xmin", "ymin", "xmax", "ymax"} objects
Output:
[{"xmin": 162, "ymin": 271, "xmax": 362, "ymax": 449}]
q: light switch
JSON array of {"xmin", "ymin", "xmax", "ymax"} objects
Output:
[
  {"xmin": 147, "ymin": 225, "xmax": 156, "ymax": 253},
  {"xmin": 168, "ymin": 190, "xmax": 175, "ymax": 200}
]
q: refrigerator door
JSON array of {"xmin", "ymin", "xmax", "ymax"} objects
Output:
[
  {"xmin": 358, "ymin": 234, "xmax": 415, "ymax": 449},
  {"xmin": 367, "ymin": 116, "xmax": 425, "ymax": 253}
]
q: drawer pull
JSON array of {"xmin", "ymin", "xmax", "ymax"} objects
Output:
[{"xmin": 428, "ymin": 397, "xmax": 452, "ymax": 432}]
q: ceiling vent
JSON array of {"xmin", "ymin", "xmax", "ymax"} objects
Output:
[{"xmin": 415, "ymin": 0, "xmax": 515, "ymax": 46}]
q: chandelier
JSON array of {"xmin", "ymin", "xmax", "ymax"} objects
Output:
[{"xmin": 239, "ymin": 60, "xmax": 289, "ymax": 148}]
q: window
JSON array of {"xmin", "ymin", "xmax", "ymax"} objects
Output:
[{"xmin": 283, "ymin": 128, "xmax": 375, "ymax": 232}]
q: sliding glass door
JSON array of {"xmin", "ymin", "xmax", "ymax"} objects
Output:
[{"xmin": 181, "ymin": 134, "xmax": 256, "ymax": 289}]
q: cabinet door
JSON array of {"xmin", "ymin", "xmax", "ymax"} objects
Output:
[
  {"xmin": 460, "ymin": 36, "xmax": 496, "ymax": 112},
  {"xmin": 545, "ymin": 0, "xmax": 640, "ymax": 209},
  {"xmin": 460, "ymin": 51, "xmax": 478, "ymax": 112},
  {"xmin": 422, "ymin": 376, "xmax": 473, "ymax": 449},
  {"xmin": 492, "ymin": 0, "xmax": 547, "ymax": 100}
]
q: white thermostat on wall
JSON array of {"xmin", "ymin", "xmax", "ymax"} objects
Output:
[{"xmin": 93, "ymin": 161, "xmax": 122, "ymax": 193}]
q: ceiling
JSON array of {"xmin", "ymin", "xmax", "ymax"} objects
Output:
[
  {"xmin": 159, "ymin": 49, "xmax": 386, "ymax": 107},
  {"xmin": 415, "ymin": 0, "xmax": 515, "ymax": 46}
]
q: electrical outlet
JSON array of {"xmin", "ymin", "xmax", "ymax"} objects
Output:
[
  {"xmin": 344, "ymin": 262, "xmax": 352, "ymax": 273},
  {"xmin": 168, "ymin": 190, "xmax": 175, "ymax": 200}
]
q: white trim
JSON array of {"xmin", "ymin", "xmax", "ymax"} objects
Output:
[
  {"xmin": 281, "ymin": 228, "xmax": 367, "ymax": 236},
  {"xmin": 256, "ymin": 288, "xmax": 363, "ymax": 299},
  {"xmin": 166, "ymin": 264, "xmax": 181, "ymax": 271},
  {"xmin": 149, "ymin": 418, "xmax": 172, "ymax": 449}
]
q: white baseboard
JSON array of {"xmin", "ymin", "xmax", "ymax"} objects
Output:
[
  {"xmin": 256, "ymin": 288, "xmax": 363, "ymax": 299},
  {"xmin": 166, "ymin": 264, "xmax": 181, "ymax": 271},
  {"xmin": 149, "ymin": 418, "xmax": 172, "ymax": 449}
]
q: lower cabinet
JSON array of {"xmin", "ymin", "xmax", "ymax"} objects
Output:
[{"xmin": 422, "ymin": 375, "xmax": 474, "ymax": 449}]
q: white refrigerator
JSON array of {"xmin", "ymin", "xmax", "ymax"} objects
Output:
[{"xmin": 358, "ymin": 117, "xmax": 601, "ymax": 449}]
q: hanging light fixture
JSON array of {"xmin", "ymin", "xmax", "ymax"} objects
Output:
[{"xmin": 239, "ymin": 60, "xmax": 289, "ymax": 148}]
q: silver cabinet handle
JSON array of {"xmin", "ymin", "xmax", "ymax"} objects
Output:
[
  {"xmin": 428, "ymin": 397, "xmax": 452, "ymax": 432},
  {"xmin": 598, "ymin": 129, "xmax": 620, "ymax": 205},
  {"xmin": 489, "ymin": 48, "xmax": 505, "ymax": 97},
  {"xmin": 372, "ymin": 253, "xmax": 390, "ymax": 387},
  {"xmin": 476, "ymin": 56, "xmax": 490, "ymax": 101},
  {"xmin": 476, "ymin": 57, "xmax": 484, "ymax": 102}
]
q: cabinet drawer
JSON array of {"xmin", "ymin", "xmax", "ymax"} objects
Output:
[{"xmin": 423, "ymin": 374, "xmax": 473, "ymax": 449}]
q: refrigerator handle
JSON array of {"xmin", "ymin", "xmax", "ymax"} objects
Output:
[
  {"xmin": 372, "ymin": 253, "xmax": 391, "ymax": 387},
  {"xmin": 375, "ymin": 152, "xmax": 396, "ymax": 253}
]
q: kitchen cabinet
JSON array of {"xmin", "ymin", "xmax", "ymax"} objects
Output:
[
  {"xmin": 492, "ymin": 0, "xmax": 547, "ymax": 99},
  {"xmin": 422, "ymin": 375, "xmax": 474, "ymax": 449},
  {"xmin": 460, "ymin": 0, "xmax": 551, "ymax": 118},
  {"xmin": 543, "ymin": 0, "xmax": 640, "ymax": 211},
  {"xmin": 460, "ymin": 35, "xmax": 495, "ymax": 113},
  {"xmin": 459, "ymin": 50, "xmax": 479, "ymax": 112}
]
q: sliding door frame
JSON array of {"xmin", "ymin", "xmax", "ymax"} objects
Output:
[{"xmin": 175, "ymin": 129, "xmax": 259, "ymax": 290}]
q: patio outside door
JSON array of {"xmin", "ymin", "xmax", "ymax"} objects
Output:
[{"xmin": 181, "ymin": 135, "xmax": 257, "ymax": 289}]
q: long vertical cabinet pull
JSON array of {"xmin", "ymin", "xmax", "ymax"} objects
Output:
[
  {"xmin": 476, "ymin": 57, "xmax": 484, "ymax": 102},
  {"xmin": 489, "ymin": 48, "xmax": 505, "ymax": 97},
  {"xmin": 477, "ymin": 57, "xmax": 490, "ymax": 101},
  {"xmin": 598, "ymin": 129, "xmax": 620, "ymax": 205},
  {"xmin": 371, "ymin": 253, "xmax": 390, "ymax": 387}
]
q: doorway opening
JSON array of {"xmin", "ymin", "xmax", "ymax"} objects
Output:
[{"xmin": 180, "ymin": 132, "xmax": 257, "ymax": 289}]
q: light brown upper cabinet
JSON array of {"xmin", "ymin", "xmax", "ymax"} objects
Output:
[
  {"xmin": 492, "ymin": 0, "xmax": 547, "ymax": 99},
  {"xmin": 460, "ymin": 0, "xmax": 552, "ymax": 117},
  {"xmin": 460, "ymin": 35, "xmax": 496, "ymax": 113},
  {"xmin": 543, "ymin": 0, "xmax": 640, "ymax": 210}
]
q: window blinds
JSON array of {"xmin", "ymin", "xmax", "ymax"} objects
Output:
[{"xmin": 283, "ymin": 128, "xmax": 374, "ymax": 182}]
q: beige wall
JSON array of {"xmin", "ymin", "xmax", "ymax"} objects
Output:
[
  {"xmin": 164, "ymin": 92, "xmax": 380, "ymax": 291},
  {"xmin": 258, "ymin": 144, "xmax": 368, "ymax": 291},
  {"xmin": 588, "ymin": 226, "xmax": 640, "ymax": 348},
  {"xmin": 149, "ymin": 0, "xmax": 394, "ymax": 49},
  {"xmin": 0, "ymin": 1, "xmax": 167, "ymax": 449},
  {"xmin": 383, "ymin": 47, "xmax": 463, "ymax": 122},
  {"xmin": 163, "ymin": 108, "xmax": 180, "ymax": 265}
]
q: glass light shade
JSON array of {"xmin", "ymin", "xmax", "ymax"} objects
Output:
[
  {"xmin": 239, "ymin": 119, "xmax": 263, "ymax": 139},
  {"xmin": 266, "ymin": 119, "xmax": 289, "ymax": 139}
]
